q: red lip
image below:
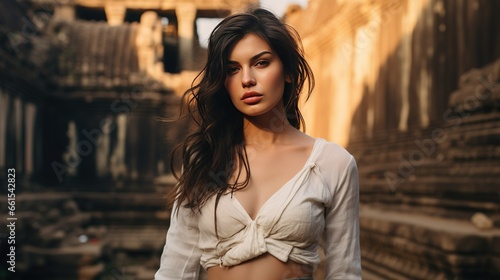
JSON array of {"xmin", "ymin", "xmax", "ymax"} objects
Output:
[
  {"xmin": 241, "ymin": 91, "xmax": 263, "ymax": 100},
  {"xmin": 241, "ymin": 91, "xmax": 263, "ymax": 105}
]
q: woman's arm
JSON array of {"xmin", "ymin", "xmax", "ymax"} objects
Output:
[
  {"xmin": 155, "ymin": 201, "xmax": 202, "ymax": 280},
  {"xmin": 323, "ymin": 155, "xmax": 361, "ymax": 279}
]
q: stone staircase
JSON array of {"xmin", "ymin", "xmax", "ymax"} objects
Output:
[
  {"xmin": 1, "ymin": 182, "xmax": 173, "ymax": 280},
  {"xmin": 349, "ymin": 59, "xmax": 500, "ymax": 279}
]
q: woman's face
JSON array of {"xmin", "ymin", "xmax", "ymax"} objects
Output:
[{"xmin": 224, "ymin": 33, "xmax": 290, "ymax": 118}]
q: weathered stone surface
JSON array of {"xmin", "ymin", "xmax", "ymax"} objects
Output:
[
  {"xmin": 46, "ymin": 20, "xmax": 143, "ymax": 89},
  {"xmin": 287, "ymin": 0, "xmax": 500, "ymax": 147},
  {"xmin": 361, "ymin": 206, "xmax": 500, "ymax": 279},
  {"xmin": 4, "ymin": 191, "xmax": 170, "ymax": 279},
  {"xmin": 353, "ymin": 62, "xmax": 500, "ymax": 278}
]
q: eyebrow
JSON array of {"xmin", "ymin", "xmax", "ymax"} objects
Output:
[{"xmin": 228, "ymin": 51, "xmax": 273, "ymax": 64}]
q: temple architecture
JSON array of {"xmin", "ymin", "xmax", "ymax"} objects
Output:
[{"xmin": 286, "ymin": 0, "xmax": 500, "ymax": 278}]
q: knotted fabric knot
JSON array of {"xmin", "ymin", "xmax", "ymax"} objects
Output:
[{"xmin": 218, "ymin": 220, "xmax": 294, "ymax": 267}]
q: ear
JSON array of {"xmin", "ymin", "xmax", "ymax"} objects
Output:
[{"xmin": 285, "ymin": 74, "xmax": 291, "ymax": 83}]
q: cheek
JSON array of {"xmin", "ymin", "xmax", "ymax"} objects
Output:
[
  {"xmin": 268, "ymin": 73, "xmax": 286, "ymax": 94},
  {"xmin": 224, "ymin": 78, "xmax": 233, "ymax": 95},
  {"xmin": 266, "ymin": 67, "xmax": 286, "ymax": 91},
  {"xmin": 225, "ymin": 78, "xmax": 239, "ymax": 102}
]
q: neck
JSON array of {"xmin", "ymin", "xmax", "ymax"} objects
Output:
[{"xmin": 243, "ymin": 107, "xmax": 295, "ymax": 145}]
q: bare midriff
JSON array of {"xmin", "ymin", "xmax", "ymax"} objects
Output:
[{"xmin": 207, "ymin": 253, "xmax": 313, "ymax": 280}]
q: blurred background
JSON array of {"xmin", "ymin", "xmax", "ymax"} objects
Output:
[{"xmin": 0, "ymin": 0, "xmax": 499, "ymax": 279}]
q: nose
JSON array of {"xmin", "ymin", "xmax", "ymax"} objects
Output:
[{"xmin": 241, "ymin": 68, "xmax": 256, "ymax": 88}]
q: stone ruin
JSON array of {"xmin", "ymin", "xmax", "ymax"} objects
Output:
[
  {"xmin": 0, "ymin": 189, "xmax": 173, "ymax": 279},
  {"xmin": 348, "ymin": 58, "xmax": 500, "ymax": 279}
]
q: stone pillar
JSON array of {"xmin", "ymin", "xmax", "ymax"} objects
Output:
[
  {"xmin": 105, "ymin": 2, "xmax": 126, "ymax": 26},
  {"xmin": 52, "ymin": 0, "xmax": 75, "ymax": 22},
  {"xmin": 176, "ymin": 3, "xmax": 197, "ymax": 71},
  {"xmin": 24, "ymin": 103, "xmax": 37, "ymax": 177},
  {"xmin": 136, "ymin": 11, "xmax": 162, "ymax": 73},
  {"xmin": 135, "ymin": 11, "xmax": 161, "ymax": 72}
]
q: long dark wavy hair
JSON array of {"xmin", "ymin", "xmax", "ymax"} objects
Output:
[{"xmin": 170, "ymin": 8, "xmax": 315, "ymax": 217}]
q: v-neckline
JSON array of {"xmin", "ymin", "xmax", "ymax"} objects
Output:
[{"xmin": 231, "ymin": 138, "xmax": 322, "ymax": 221}]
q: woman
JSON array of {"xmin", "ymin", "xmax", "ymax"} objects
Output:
[{"xmin": 155, "ymin": 8, "xmax": 361, "ymax": 280}]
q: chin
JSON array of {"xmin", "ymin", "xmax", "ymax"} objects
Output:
[{"xmin": 239, "ymin": 106, "xmax": 271, "ymax": 117}]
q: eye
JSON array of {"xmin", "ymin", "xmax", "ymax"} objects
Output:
[
  {"xmin": 255, "ymin": 60, "xmax": 269, "ymax": 67},
  {"xmin": 227, "ymin": 66, "xmax": 240, "ymax": 74}
]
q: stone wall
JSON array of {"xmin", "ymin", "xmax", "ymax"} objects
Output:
[
  {"xmin": 352, "ymin": 59, "xmax": 500, "ymax": 279},
  {"xmin": 287, "ymin": 0, "xmax": 500, "ymax": 146}
]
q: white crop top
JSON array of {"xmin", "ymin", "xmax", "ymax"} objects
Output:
[{"xmin": 155, "ymin": 138, "xmax": 361, "ymax": 279}]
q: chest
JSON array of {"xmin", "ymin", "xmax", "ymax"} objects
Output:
[
  {"xmin": 197, "ymin": 165, "xmax": 328, "ymax": 242},
  {"xmin": 232, "ymin": 146, "xmax": 312, "ymax": 220}
]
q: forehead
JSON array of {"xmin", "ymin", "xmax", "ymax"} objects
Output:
[{"xmin": 228, "ymin": 33, "xmax": 272, "ymax": 60}]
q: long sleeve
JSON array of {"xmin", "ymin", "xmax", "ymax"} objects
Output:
[
  {"xmin": 155, "ymin": 201, "xmax": 202, "ymax": 280},
  {"xmin": 323, "ymin": 155, "xmax": 361, "ymax": 279}
]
